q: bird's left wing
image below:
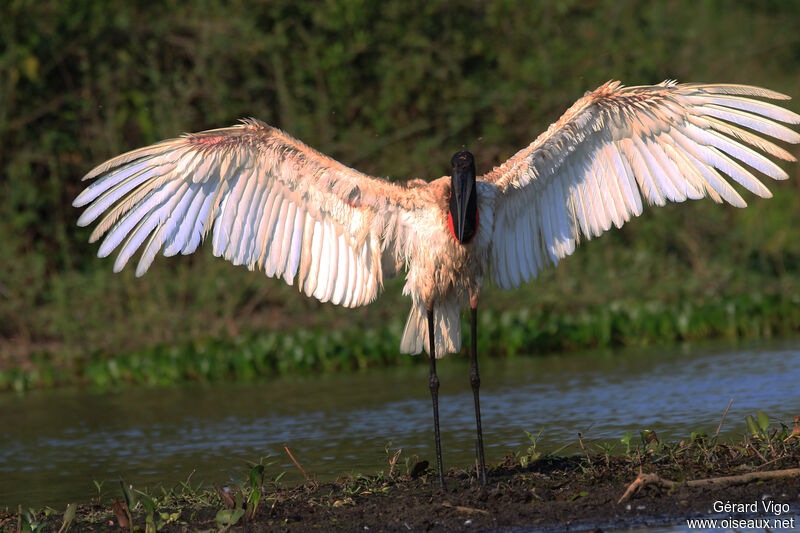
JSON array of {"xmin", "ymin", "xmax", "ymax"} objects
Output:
[
  {"xmin": 74, "ymin": 119, "xmax": 418, "ymax": 307},
  {"xmin": 482, "ymin": 80, "xmax": 800, "ymax": 289}
]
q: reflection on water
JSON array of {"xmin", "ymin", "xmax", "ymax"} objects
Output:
[{"xmin": 2, "ymin": 341, "xmax": 799, "ymax": 510}]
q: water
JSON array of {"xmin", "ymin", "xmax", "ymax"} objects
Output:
[{"xmin": 2, "ymin": 341, "xmax": 799, "ymax": 514}]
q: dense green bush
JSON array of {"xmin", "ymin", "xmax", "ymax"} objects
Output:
[{"xmin": 1, "ymin": 0, "xmax": 799, "ymax": 378}]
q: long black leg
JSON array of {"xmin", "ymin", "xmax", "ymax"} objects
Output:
[
  {"xmin": 470, "ymin": 306, "xmax": 488, "ymax": 485},
  {"xmin": 427, "ymin": 308, "xmax": 446, "ymax": 490}
]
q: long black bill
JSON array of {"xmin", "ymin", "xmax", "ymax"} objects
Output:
[{"xmin": 449, "ymin": 151, "xmax": 478, "ymax": 244}]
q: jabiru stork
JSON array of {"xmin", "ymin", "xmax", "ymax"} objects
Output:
[{"xmin": 74, "ymin": 80, "xmax": 799, "ymax": 488}]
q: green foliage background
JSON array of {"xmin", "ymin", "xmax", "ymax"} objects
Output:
[{"xmin": 2, "ymin": 0, "xmax": 800, "ymax": 385}]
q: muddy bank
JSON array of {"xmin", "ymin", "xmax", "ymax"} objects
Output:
[
  {"xmin": 4, "ymin": 427, "xmax": 799, "ymax": 532},
  {"xmin": 212, "ymin": 458, "xmax": 800, "ymax": 532}
]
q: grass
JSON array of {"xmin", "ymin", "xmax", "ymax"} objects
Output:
[{"xmin": 3, "ymin": 413, "xmax": 797, "ymax": 531}]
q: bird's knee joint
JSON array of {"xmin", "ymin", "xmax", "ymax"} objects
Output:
[
  {"xmin": 429, "ymin": 374, "xmax": 440, "ymax": 392},
  {"xmin": 470, "ymin": 370, "xmax": 480, "ymax": 390}
]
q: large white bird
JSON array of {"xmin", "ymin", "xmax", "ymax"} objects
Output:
[{"xmin": 74, "ymin": 80, "xmax": 799, "ymax": 488}]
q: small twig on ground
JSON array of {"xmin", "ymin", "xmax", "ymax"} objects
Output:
[
  {"xmin": 617, "ymin": 468, "xmax": 800, "ymax": 504},
  {"xmin": 577, "ymin": 432, "xmax": 592, "ymax": 466},
  {"xmin": 389, "ymin": 449, "xmax": 402, "ymax": 478},
  {"xmin": 179, "ymin": 469, "xmax": 197, "ymax": 495},
  {"xmin": 748, "ymin": 443, "xmax": 768, "ymax": 464},
  {"xmin": 715, "ymin": 398, "xmax": 734, "ymax": 438},
  {"xmin": 755, "ymin": 456, "xmax": 783, "ymax": 471},
  {"xmin": 440, "ymin": 502, "xmax": 490, "ymax": 515},
  {"xmin": 284, "ymin": 445, "xmax": 312, "ymax": 483}
]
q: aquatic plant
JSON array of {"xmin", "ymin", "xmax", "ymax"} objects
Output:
[{"xmin": 3, "ymin": 288, "xmax": 799, "ymax": 391}]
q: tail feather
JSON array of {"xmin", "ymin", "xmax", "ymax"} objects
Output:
[{"xmin": 399, "ymin": 297, "xmax": 462, "ymax": 358}]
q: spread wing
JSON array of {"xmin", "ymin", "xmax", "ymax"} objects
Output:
[
  {"xmin": 483, "ymin": 80, "xmax": 800, "ymax": 289},
  {"xmin": 74, "ymin": 119, "xmax": 417, "ymax": 307}
]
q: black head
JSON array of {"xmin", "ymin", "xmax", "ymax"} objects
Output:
[
  {"xmin": 451, "ymin": 150, "xmax": 476, "ymax": 175},
  {"xmin": 449, "ymin": 151, "xmax": 478, "ymax": 244}
]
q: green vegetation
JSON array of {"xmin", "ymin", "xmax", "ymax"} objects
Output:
[
  {"xmin": 3, "ymin": 414, "xmax": 798, "ymax": 531},
  {"xmin": 2, "ymin": 1, "xmax": 799, "ymax": 387},
  {"xmin": 3, "ymin": 290, "xmax": 800, "ymax": 391}
]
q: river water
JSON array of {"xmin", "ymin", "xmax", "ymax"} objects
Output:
[{"xmin": 2, "ymin": 340, "xmax": 799, "ymax": 517}]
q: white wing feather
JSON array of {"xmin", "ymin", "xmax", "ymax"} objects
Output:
[
  {"xmin": 484, "ymin": 80, "xmax": 800, "ymax": 289},
  {"xmin": 74, "ymin": 119, "xmax": 418, "ymax": 308}
]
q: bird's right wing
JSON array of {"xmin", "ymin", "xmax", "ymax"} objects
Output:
[
  {"xmin": 73, "ymin": 119, "xmax": 419, "ymax": 308},
  {"xmin": 482, "ymin": 81, "xmax": 800, "ymax": 290}
]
